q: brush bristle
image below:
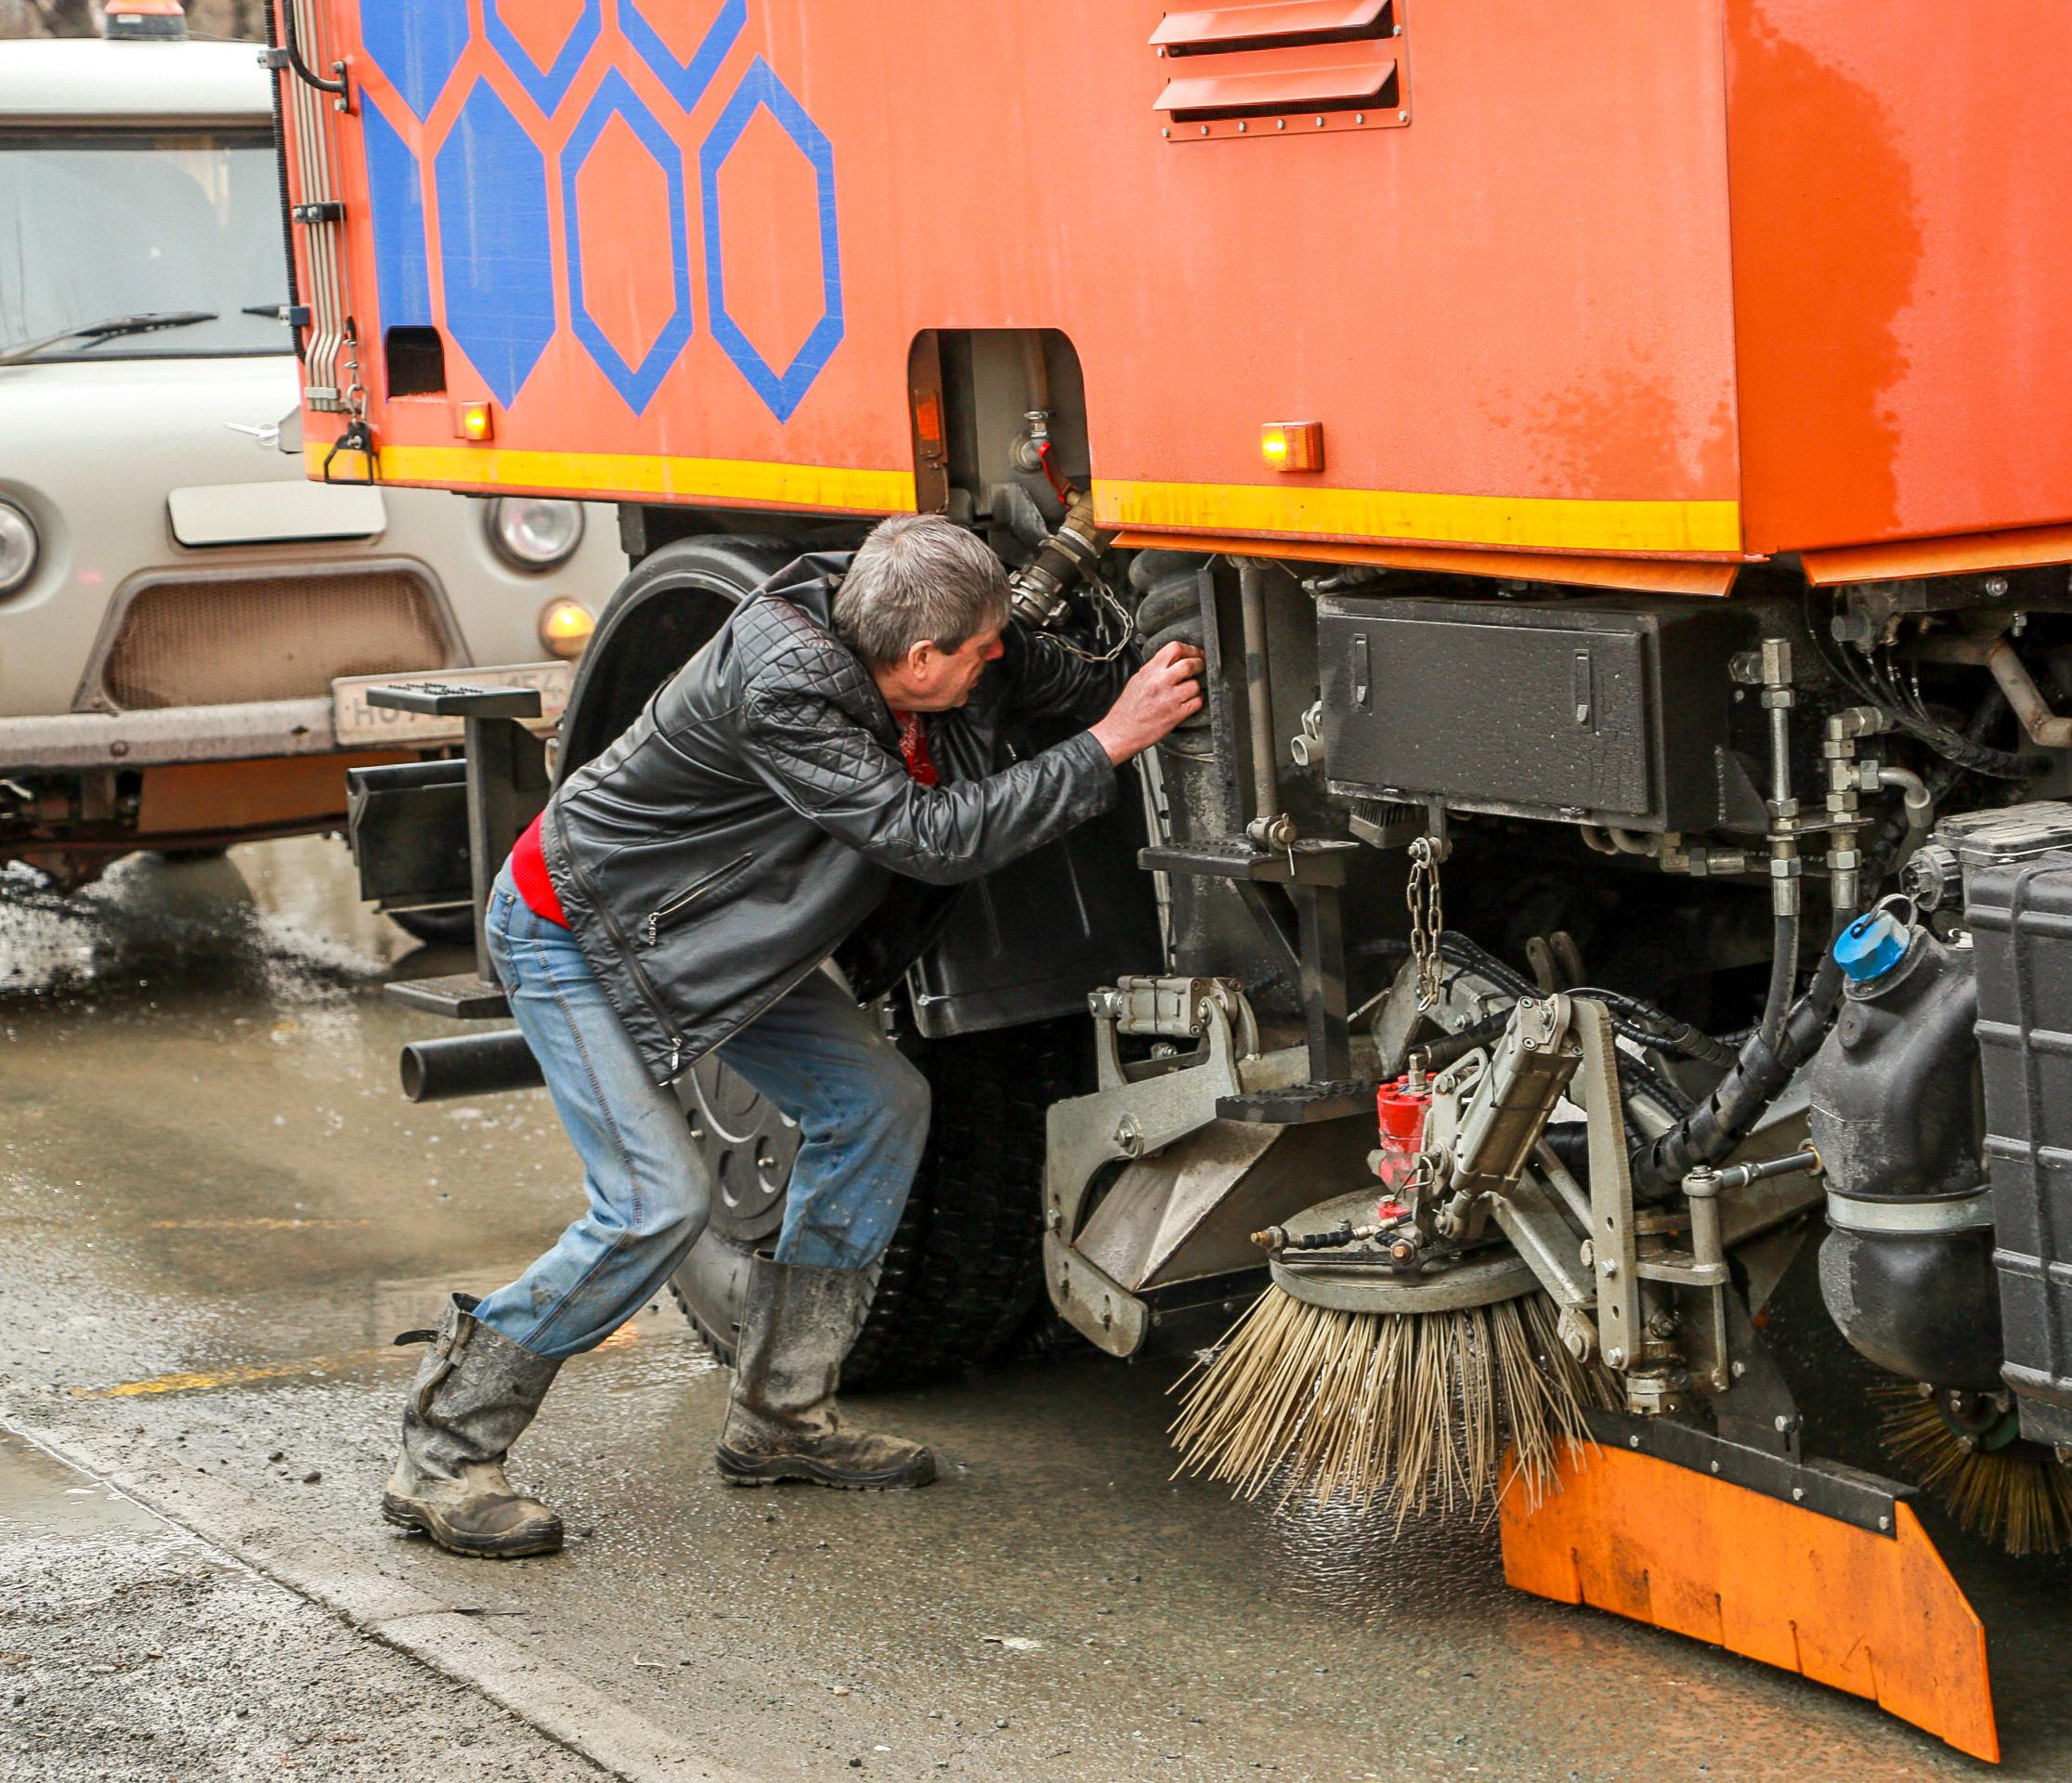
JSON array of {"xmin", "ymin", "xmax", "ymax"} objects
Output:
[
  {"xmin": 1875, "ymin": 1384, "xmax": 2072, "ymax": 1555},
  {"xmin": 1167, "ymin": 1285, "xmax": 1612, "ymax": 1523}
]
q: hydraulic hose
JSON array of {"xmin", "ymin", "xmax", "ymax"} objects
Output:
[
  {"xmin": 1632, "ymin": 950, "xmax": 1846, "ymax": 1197},
  {"xmin": 1437, "ymin": 931, "xmax": 1738, "ymax": 1068},
  {"xmin": 1757, "ymin": 911, "xmax": 1799, "ymax": 1058}
]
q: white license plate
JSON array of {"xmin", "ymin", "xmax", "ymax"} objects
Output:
[{"xmin": 331, "ymin": 661, "xmax": 573, "ymax": 747}]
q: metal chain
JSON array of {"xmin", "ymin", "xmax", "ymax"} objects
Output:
[{"xmin": 1407, "ymin": 836, "xmax": 1444, "ymax": 1009}]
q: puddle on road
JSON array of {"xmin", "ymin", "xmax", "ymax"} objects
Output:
[
  {"xmin": 0, "ymin": 1427, "xmax": 172, "ymax": 1546},
  {"xmin": 0, "ymin": 836, "xmax": 414, "ymax": 1008}
]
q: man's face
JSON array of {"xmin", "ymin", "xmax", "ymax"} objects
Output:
[{"xmin": 898, "ymin": 625, "xmax": 1005, "ymax": 711}]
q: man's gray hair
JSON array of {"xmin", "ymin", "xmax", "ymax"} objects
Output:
[{"xmin": 833, "ymin": 514, "xmax": 1010, "ymax": 667}]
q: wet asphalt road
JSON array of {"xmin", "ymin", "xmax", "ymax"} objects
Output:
[{"xmin": 3, "ymin": 839, "xmax": 2070, "ymax": 1781}]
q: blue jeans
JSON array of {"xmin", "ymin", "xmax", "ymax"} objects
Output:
[{"xmin": 470, "ymin": 865, "xmax": 932, "ymax": 1360}]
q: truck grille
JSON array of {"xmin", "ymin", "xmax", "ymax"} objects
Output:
[{"xmin": 95, "ymin": 566, "xmax": 455, "ymax": 709}]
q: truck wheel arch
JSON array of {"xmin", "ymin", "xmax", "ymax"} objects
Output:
[{"xmin": 556, "ymin": 534, "xmax": 800, "ymax": 781}]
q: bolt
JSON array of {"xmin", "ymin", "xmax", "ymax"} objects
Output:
[
  {"xmin": 1985, "ymin": 576, "xmax": 2011, "ymax": 598},
  {"xmin": 1709, "ymin": 1461, "xmax": 1720, "ymax": 1475},
  {"xmin": 1878, "ymin": 1515, "xmax": 1892, "ymax": 1531},
  {"xmin": 1731, "ymin": 1360, "xmax": 1746, "ymax": 1378},
  {"xmin": 1773, "ymin": 1414, "xmax": 1793, "ymax": 1434},
  {"xmin": 1606, "ymin": 1347, "xmax": 1625, "ymax": 1368},
  {"xmin": 1792, "ymin": 1487, "xmax": 1805, "ymax": 1503},
  {"xmin": 1628, "ymin": 1436, "xmax": 1641, "ymax": 1450},
  {"xmin": 1355, "ymin": 112, "xmax": 1366, "ymax": 124},
  {"xmin": 1398, "ymin": 110, "xmax": 1409, "ymax": 123},
  {"xmin": 1237, "ymin": 122, "xmax": 1247, "ymax": 133},
  {"xmin": 1598, "ymin": 1257, "xmax": 1619, "ymax": 1278}
]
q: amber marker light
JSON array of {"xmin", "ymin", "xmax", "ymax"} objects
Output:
[
  {"xmin": 455, "ymin": 400, "xmax": 495, "ymax": 442},
  {"xmin": 1261, "ymin": 421, "xmax": 1324, "ymax": 473},
  {"xmin": 539, "ymin": 597, "xmax": 595, "ymax": 660}
]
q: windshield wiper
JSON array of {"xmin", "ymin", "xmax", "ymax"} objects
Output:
[{"xmin": 0, "ymin": 311, "xmax": 217, "ymax": 368}]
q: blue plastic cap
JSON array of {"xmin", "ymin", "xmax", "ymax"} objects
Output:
[{"xmin": 1834, "ymin": 909, "xmax": 1909, "ymax": 983}]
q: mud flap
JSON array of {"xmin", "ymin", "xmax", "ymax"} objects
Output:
[{"xmin": 1499, "ymin": 1438, "xmax": 1999, "ymax": 1763}]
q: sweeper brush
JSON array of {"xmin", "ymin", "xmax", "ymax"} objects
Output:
[
  {"xmin": 1153, "ymin": 968, "xmax": 2004, "ymax": 1760},
  {"xmin": 1170, "ymin": 1282, "xmax": 1609, "ymax": 1519},
  {"xmin": 1877, "ymin": 1382, "xmax": 2072, "ymax": 1556}
]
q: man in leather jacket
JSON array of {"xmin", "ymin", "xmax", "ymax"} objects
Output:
[{"xmin": 382, "ymin": 514, "xmax": 1205, "ymax": 1556}]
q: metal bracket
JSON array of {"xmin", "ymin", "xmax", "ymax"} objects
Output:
[
  {"xmin": 1574, "ymin": 998, "xmax": 1643, "ymax": 1372},
  {"xmin": 367, "ymin": 681, "xmax": 547, "ymax": 986},
  {"xmin": 1140, "ymin": 838, "xmax": 1361, "ymax": 1087},
  {"xmin": 1584, "ymin": 1408, "xmax": 1899, "ymax": 1534}
]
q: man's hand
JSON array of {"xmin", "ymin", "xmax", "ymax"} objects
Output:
[{"xmin": 1090, "ymin": 642, "xmax": 1205, "ymax": 765}]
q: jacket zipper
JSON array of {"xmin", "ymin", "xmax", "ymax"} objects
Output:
[
  {"xmin": 645, "ymin": 851, "xmax": 754, "ymax": 946},
  {"xmin": 547, "ymin": 811, "xmax": 692, "ymax": 1076}
]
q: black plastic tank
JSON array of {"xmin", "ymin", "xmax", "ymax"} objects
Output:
[{"xmin": 1806, "ymin": 906, "xmax": 2001, "ymax": 1389}]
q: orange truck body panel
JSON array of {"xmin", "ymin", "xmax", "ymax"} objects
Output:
[{"xmin": 280, "ymin": 1, "xmax": 2072, "ymax": 568}]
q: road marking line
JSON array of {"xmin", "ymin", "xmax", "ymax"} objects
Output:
[
  {"xmin": 74, "ymin": 1319, "xmax": 656, "ymax": 1399},
  {"xmin": 75, "ymin": 1347, "xmax": 407, "ymax": 1399},
  {"xmin": 142, "ymin": 1217, "xmax": 378, "ymax": 1230}
]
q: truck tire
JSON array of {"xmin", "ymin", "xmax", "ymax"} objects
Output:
[{"xmin": 668, "ymin": 1016, "xmax": 1084, "ymax": 1390}]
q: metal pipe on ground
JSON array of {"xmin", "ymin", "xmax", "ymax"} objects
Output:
[{"xmin": 400, "ymin": 1030, "xmax": 542, "ymax": 1102}]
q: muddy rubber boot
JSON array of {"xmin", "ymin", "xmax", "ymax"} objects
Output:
[
  {"xmin": 381, "ymin": 1294, "xmax": 566, "ymax": 1557},
  {"xmin": 715, "ymin": 1258, "xmax": 936, "ymax": 1489}
]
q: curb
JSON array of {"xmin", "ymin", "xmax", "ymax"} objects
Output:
[{"xmin": 3, "ymin": 1401, "xmax": 761, "ymax": 1783}]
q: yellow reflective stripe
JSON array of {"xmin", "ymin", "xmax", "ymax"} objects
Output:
[
  {"xmin": 303, "ymin": 443, "xmax": 916, "ymax": 514},
  {"xmin": 1092, "ymin": 479, "xmax": 1741, "ymax": 555}
]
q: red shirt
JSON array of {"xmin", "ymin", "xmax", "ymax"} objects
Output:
[
  {"xmin": 509, "ymin": 812, "xmax": 568, "ymax": 927},
  {"xmin": 891, "ymin": 709, "xmax": 938, "ymax": 787},
  {"xmin": 505, "ymin": 711, "xmax": 937, "ymax": 931}
]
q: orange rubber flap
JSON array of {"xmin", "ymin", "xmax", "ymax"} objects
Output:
[{"xmin": 1500, "ymin": 1439, "xmax": 1999, "ymax": 1763}]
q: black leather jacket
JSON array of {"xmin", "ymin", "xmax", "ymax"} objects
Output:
[{"xmin": 539, "ymin": 553, "xmax": 1123, "ymax": 1085}]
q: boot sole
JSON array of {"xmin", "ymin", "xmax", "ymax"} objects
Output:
[
  {"xmin": 381, "ymin": 1491, "xmax": 565, "ymax": 1557},
  {"xmin": 713, "ymin": 1447, "xmax": 937, "ymax": 1490}
]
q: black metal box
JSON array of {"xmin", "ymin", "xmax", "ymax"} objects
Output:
[
  {"xmin": 1967, "ymin": 846, "xmax": 2072, "ymax": 1443},
  {"xmin": 1315, "ymin": 595, "xmax": 1748, "ymax": 831}
]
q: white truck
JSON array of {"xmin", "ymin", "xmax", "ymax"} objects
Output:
[{"xmin": 0, "ymin": 28, "xmax": 619, "ymax": 920}]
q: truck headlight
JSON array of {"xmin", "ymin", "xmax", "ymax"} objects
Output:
[
  {"xmin": 0, "ymin": 501, "xmax": 37, "ymax": 598},
  {"xmin": 487, "ymin": 497, "xmax": 583, "ymax": 571}
]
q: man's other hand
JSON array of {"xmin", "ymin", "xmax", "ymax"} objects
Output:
[{"xmin": 1090, "ymin": 642, "xmax": 1206, "ymax": 765}]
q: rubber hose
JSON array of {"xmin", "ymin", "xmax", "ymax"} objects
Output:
[
  {"xmin": 1632, "ymin": 950, "xmax": 1845, "ymax": 1197},
  {"xmin": 1756, "ymin": 910, "xmax": 1799, "ymax": 1058},
  {"xmin": 1132, "ymin": 557, "xmax": 1212, "ymax": 730},
  {"xmin": 1437, "ymin": 931, "xmax": 1736, "ymax": 1068},
  {"xmin": 1858, "ymin": 686, "xmax": 2023, "ymax": 893}
]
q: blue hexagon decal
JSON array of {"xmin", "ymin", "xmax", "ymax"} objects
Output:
[
  {"xmin": 562, "ymin": 72, "xmax": 694, "ymax": 415},
  {"xmin": 482, "ymin": 0, "xmax": 603, "ymax": 118},
  {"xmin": 699, "ymin": 59, "xmax": 843, "ymax": 424},
  {"xmin": 360, "ymin": 97, "xmax": 432, "ymax": 331},
  {"xmin": 435, "ymin": 81, "xmax": 557, "ymax": 407},
  {"xmin": 620, "ymin": 0, "xmax": 744, "ymax": 113},
  {"xmin": 359, "ymin": 0, "xmax": 470, "ymax": 123}
]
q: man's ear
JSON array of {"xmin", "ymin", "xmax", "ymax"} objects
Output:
[{"xmin": 905, "ymin": 639, "xmax": 938, "ymax": 679}]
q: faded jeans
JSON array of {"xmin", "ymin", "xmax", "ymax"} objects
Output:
[{"xmin": 469, "ymin": 865, "xmax": 931, "ymax": 1360}]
